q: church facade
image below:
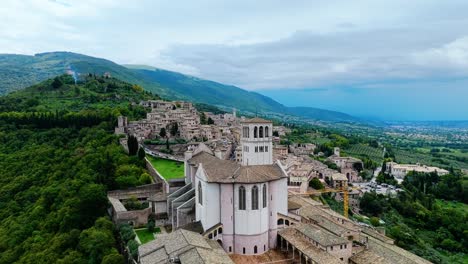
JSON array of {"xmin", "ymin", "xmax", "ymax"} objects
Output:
[{"xmin": 184, "ymin": 118, "xmax": 288, "ymax": 255}]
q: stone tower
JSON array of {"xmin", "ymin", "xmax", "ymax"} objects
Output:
[{"xmin": 240, "ymin": 118, "xmax": 273, "ymax": 166}]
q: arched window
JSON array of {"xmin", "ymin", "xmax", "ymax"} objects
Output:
[
  {"xmin": 252, "ymin": 186, "xmax": 259, "ymax": 210},
  {"xmin": 265, "ymin": 126, "xmax": 269, "ymax": 137},
  {"xmin": 263, "ymin": 184, "xmax": 267, "ymax": 208},
  {"xmin": 198, "ymin": 182, "xmax": 203, "ymax": 205},
  {"xmin": 259, "ymin": 126, "xmax": 264, "ymax": 138},
  {"xmin": 243, "ymin": 127, "xmax": 249, "ymax": 138},
  {"xmin": 254, "ymin": 126, "xmax": 258, "ymax": 138},
  {"xmin": 254, "ymin": 245, "xmax": 258, "ymax": 254},
  {"xmin": 278, "ymin": 219, "xmax": 284, "ymax": 225},
  {"xmin": 239, "ymin": 186, "xmax": 246, "ymax": 210}
]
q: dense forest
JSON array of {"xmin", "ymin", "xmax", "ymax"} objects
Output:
[
  {"xmin": 0, "ymin": 75, "xmax": 158, "ymax": 263},
  {"xmin": 360, "ymin": 170, "xmax": 468, "ymax": 263}
]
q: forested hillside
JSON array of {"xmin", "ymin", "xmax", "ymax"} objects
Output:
[
  {"xmin": 0, "ymin": 52, "xmax": 359, "ymax": 122},
  {"xmin": 0, "ymin": 75, "xmax": 158, "ymax": 263}
]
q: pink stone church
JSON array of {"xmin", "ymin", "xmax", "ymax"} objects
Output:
[{"xmin": 184, "ymin": 117, "xmax": 289, "ymax": 255}]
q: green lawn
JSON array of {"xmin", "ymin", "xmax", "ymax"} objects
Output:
[
  {"xmin": 135, "ymin": 228, "xmax": 155, "ymax": 244},
  {"xmin": 147, "ymin": 156, "xmax": 184, "ymax": 180}
]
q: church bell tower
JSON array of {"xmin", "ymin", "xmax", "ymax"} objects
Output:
[{"xmin": 240, "ymin": 118, "xmax": 273, "ymax": 166}]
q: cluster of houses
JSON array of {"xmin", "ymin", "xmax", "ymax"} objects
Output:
[
  {"xmin": 109, "ymin": 101, "xmax": 434, "ymax": 264},
  {"xmin": 385, "ymin": 162, "xmax": 448, "ymax": 179},
  {"xmin": 115, "ymin": 100, "xmax": 240, "ymax": 142}
]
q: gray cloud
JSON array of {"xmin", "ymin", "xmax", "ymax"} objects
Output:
[{"xmin": 161, "ymin": 22, "xmax": 468, "ymax": 89}]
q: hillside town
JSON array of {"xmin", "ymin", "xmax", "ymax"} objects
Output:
[{"xmin": 107, "ymin": 99, "xmax": 448, "ymax": 264}]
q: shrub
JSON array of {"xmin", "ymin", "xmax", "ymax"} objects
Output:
[
  {"xmin": 127, "ymin": 240, "xmax": 139, "ymax": 259},
  {"xmin": 147, "ymin": 220, "xmax": 155, "ymax": 232}
]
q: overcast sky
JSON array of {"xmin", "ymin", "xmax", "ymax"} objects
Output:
[{"xmin": 1, "ymin": 0, "xmax": 468, "ymax": 120}]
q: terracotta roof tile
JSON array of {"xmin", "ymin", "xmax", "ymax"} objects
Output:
[
  {"xmin": 241, "ymin": 117, "xmax": 272, "ymax": 124},
  {"xmin": 188, "ymin": 152, "xmax": 287, "ymax": 183}
]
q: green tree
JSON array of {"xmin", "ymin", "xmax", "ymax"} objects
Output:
[
  {"xmin": 200, "ymin": 112, "xmax": 207, "ymax": 124},
  {"xmin": 137, "ymin": 147, "xmax": 146, "ymax": 160},
  {"xmin": 159, "ymin": 127, "xmax": 166, "ymax": 138},
  {"xmin": 309, "ymin": 177, "xmax": 324, "ymax": 190},
  {"xmin": 79, "ymin": 219, "xmax": 116, "ymax": 264},
  {"xmin": 127, "ymin": 135, "xmax": 139, "ymax": 155},
  {"xmin": 207, "ymin": 117, "xmax": 214, "ymax": 124},
  {"xmin": 127, "ymin": 240, "xmax": 139, "ymax": 260},
  {"xmin": 169, "ymin": 122, "xmax": 178, "ymax": 137},
  {"xmin": 119, "ymin": 224, "xmax": 135, "ymax": 243},
  {"xmin": 52, "ymin": 77, "xmax": 63, "ymax": 89},
  {"xmin": 147, "ymin": 220, "xmax": 155, "ymax": 232},
  {"xmin": 101, "ymin": 251, "xmax": 125, "ymax": 264},
  {"xmin": 166, "ymin": 138, "xmax": 170, "ymax": 151},
  {"xmin": 370, "ymin": 217, "xmax": 380, "ymax": 226}
]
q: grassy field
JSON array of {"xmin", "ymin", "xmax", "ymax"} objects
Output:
[{"xmin": 147, "ymin": 156, "xmax": 185, "ymax": 180}]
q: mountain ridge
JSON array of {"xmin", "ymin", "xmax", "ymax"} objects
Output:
[{"xmin": 0, "ymin": 51, "xmax": 359, "ymax": 123}]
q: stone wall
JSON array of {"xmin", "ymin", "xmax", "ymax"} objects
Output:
[{"xmin": 107, "ymin": 183, "xmax": 163, "ymax": 200}]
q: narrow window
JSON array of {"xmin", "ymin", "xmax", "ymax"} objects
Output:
[
  {"xmin": 264, "ymin": 245, "xmax": 266, "ymax": 251},
  {"xmin": 239, "ymin": 186, "xmax": 246, "ymax": 210},
  {"xmin": 254, "ymin": 245, "xmax": 258, "ymax": 254},
  {"xmin": 259, "ymin": 126, "xmax": 263, "ymax": 138},
  {"xmin": 254, "ymin": 126, "xmax": 258, "ymax": 138},
  {"xmin": 255, "ymin": 146, "xmax": 258, "ymax": 152},
  {"xmin": 252, "ymin": 186, "xmax": 259, "ymax": 210},
  {"xmin": 265, "ymin": 126, "xmax": 269, "ymax": 137},
  {"xmin": 265, "ymin": 146, "xmax": 268, "ymax": 152},
  {"xmin": 229, "ymin": 246, "xmax": 232, "ymax": 252},
  {"xmin": 198, "ymin": 182, "xmax": 203, "ymax": 205},
  {"xmin": 260, "ymin": 146, "xmax": 264, "ymax": 152},
  {"xmin": 263, "ymin": 184, "xmax": 267, "ymax": 208},
  {"xmin": 243, "ymin": 247, "xmax": 246, "ymax": 254}
]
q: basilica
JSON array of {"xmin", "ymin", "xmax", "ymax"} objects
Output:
[{"xmin": 185, "ymin": 117, "xmax": 288, "ymax": 255}]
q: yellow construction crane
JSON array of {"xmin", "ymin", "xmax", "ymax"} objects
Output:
[
  {"xmin": 289, "ymin": 186, "xmax": 359, "ymax": 218},
  {"xmin": 311, "ymin": 187, "xmax": 349, "ymax": 218}
]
